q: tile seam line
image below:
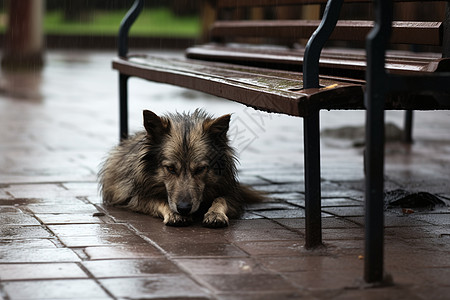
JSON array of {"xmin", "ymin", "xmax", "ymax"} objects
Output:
[
  {"xmin": 76, "ymin": 263, "xmax": 118, "ymax": 300},
  {"xmin": 123, "ymin": 223, "xmax": 217, "ymax": 299}
]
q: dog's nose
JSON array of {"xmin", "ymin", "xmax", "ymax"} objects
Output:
[{"xmin": 177, "ymin": 202, "xmax": 192, "ymax": 216}]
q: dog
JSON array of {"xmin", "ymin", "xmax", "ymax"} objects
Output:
[{"xmin": 98, "ymin": 109, "xmax": 263, "ymax": 228}]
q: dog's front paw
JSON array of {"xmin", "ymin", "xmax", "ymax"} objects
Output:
[
  {"xmin": 164, "ymin": 212, "xmax": 192, "ymax": 227},
  {"xmin": 202, "ymin": 211, "xmax": 229, "ymax": 228}
]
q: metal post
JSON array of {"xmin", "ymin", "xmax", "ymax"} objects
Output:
[
  {"xmin": 301, "ymin": 0, "xmax": 344, "ymax": 248},
  {"xmin": 118, "ymin": 0, "xmax": 144, "ymax": 57},
  {"xmin": 403, "ymin": 110, "xmax": 413, "ymax": 143},
  {"xmin": 364, "ymin": 0, "xmax": 393, "ymax": 284},
  {"xmin": 119, "ymin": 74, "xmax": 129, "ymax": 141},
  {"xmin": 303, "ymin": 0, "xmax": 344, "ymax": 88},
  {"xmin": 117, "ymin": 0, "xmax": 144, "ymax": 141},
  {"xmin": 364, "ymin": 92, "xmax": 386, "ymax": 283},
  {"xmin": 303, "ymin": 109, "xmax": 322, "ymax": 249},
  {"xmin": 442, "ymin": 2, "xmax": 450, "ymax": 58}
]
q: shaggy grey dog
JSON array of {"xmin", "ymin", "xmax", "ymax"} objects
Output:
[{"xmin": 99, "ymin": 109, "xmax": 263, "ymax": 227}]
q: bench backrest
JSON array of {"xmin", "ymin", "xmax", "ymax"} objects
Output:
[
  {"xmin": 185, "ymin": 0, "xmax": 450, "ymax": 81},
  {"xmin": 208, "ymin": 0, "xmax": 447, "ymax": 50}
]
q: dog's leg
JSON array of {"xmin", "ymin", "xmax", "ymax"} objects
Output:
[
  {"xmin": 202, "ymin": 197, "xmax": 229, "ymax": 228},
  {"xmin": 157, "ymin": 201, "xmax": 192, "ymax": 227}
]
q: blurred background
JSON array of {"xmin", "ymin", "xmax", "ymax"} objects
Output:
[
  {"xmin": 0, "ymin": 0, "xmax": 203, "ymax": 62},
  {"xmin": 0, "ymin": 0, "xmax": 444, "ymax": 69}
]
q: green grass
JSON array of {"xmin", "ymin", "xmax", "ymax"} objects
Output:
[{"xmin": 2, "ymin": 8, "xmax": 200, "ymax": 37}]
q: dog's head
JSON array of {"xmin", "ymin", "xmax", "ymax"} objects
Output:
[{"xmin": 143, "ymin": 109, "xmax": 233, "ymax": 216}]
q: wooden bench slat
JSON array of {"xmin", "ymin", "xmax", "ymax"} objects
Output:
[
  {"xmin": 216, "ymin": 0, "xmax": 420, "ymax": 7},
  {"xmin": 113, "ymin": 55, "xmax": 364, "ymax": 116},
  {"xmin": 113, "ymin": 55, "xmax": 450, "ymax": 117},
  {"xmin": 186, "ymin": 44, "xmax": 447, "ymax": 76},
  {"xmin": 217, "ymin": 0, "xmax": 330, "ymax": 7},
  {"xmin": 211, "ymin": 20, "xmax": 442, "ymax": 45}
]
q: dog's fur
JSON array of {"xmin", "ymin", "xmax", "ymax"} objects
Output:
[{"xmin": 99, "ymin": 109, "xmax": 263, "ymax": 227}]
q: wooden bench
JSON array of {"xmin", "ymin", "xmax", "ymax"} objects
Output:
[{"xmin": 113, "ymin": 0, "xmax": 450, "ymax": 283}]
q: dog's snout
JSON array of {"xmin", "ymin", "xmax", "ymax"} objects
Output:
[{"xmin": 177, "ymin": 200, "xmax": 193, "ymax": 216}]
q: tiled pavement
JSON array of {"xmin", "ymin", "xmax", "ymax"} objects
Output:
[{"xmin": 0, "ymin": 51, "xmax": 449, "ymax": 299}]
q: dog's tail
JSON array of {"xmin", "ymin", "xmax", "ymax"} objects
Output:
[{"xmin": 238, "ymin": 184, "xmax": 267, "ymax": 203}]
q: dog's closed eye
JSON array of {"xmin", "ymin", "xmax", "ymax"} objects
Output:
[
  {"xmin": 193, "ymin": 166, "xmax": 208, "ymax": 176},
  {"xmin": 165, "ymin": 165, "xmax": 177, "ymax": 174}
]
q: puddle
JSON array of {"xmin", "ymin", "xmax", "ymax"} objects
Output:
[
  {"xmin": 384, "ymin": 189, "xmax": 447, "ymax": 212},
  {"xmin": 321, "ymin": 122, "xmax": 403, "ymax": 147}
]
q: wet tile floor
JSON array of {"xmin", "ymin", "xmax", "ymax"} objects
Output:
[{"xmin": 0, "ymin": 51, "xmax": 449, "ymax": 299}]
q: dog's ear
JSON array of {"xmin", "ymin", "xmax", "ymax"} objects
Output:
[
  {"xmin": 203, "ymin": 114, "xmax": 231, "ymax": 137},
  {"xmin": 143, "ymin": 110, "xmax": 170, "ymax": 141}
]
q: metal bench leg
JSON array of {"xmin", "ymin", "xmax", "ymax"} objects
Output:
[
  {"xmin": 119, "ymin": 73, "xmax": 129, "ymax": 141},
  {"xmin": 304, "ymin": 109, "xmax": 322, "ymax": 249},
  {"xmin": 364, "ymin": 0, "xmax": 393, "ymax": 284},
  {"xmin": 403, "ymin": 110, "xmax": 413, "ymax": 143},
  {"xmin": 364, "ymin": 91, "xmax": 385, "ymax": 283}
]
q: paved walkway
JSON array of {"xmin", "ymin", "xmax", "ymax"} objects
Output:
[{"xmin": 0, "ymin": 51, "xmax": 449, "ymax": 299}]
